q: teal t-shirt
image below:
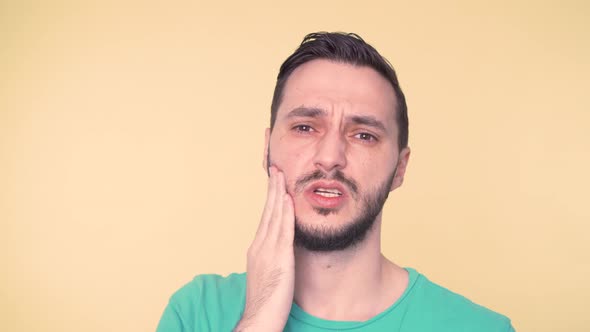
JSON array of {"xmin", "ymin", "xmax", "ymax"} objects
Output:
[{"xmin": 157, "ymin": 268, "xmax": 514, "ymax": 331}]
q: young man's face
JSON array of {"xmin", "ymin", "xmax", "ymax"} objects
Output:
[{"xmin": 265, "ymin": 59, "xmax": 410, "ymax": 251}]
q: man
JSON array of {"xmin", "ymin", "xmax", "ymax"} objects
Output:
[{"xmin": 157, "ymin": 32, "xmax": 514, "ymax": 331}]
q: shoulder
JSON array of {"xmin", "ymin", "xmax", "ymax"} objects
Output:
[
  {"xmin": 170, "ymin": 272, "xmax": 247, "ymax": 302},
  {"xmin": 406, "ymin": 269, "xmax": 514, "ymax": 332},
  {"xmin": 161, "ymin": 272, "xmax": 247, "ymax": 331}
]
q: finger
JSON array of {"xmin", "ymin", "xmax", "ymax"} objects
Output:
[
  {"xmin": 279, "ymin": 193, "xmax": 295, "ymax": 245},
  {"xmin": 254, "ymin": 166, "xmax": 277, "ymax": 243},
  {"xmin": 266, "ymin": 170, "xmax": 285, "ymax": 241}
]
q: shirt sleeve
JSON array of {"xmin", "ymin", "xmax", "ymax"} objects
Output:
[
  {"xmin": 503, "ymin": 318, "xmax": 516, "ymax": 332},
  {"xmin": 156, "ymin": 302, "xmax": 185, "ymax": 332}
]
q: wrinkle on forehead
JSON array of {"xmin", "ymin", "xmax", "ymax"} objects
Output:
[
  {"xmin": 278, "ymin": 59, "xmax": 398, "ymax": 130},
  {"xmin": 283, "ymin": 105, "xmax": 390, "ymax": 135}
]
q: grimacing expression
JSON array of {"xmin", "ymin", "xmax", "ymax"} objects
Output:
[{"xmin": 265, "ymin": 59, "xmax": 409, "ymax": 251}]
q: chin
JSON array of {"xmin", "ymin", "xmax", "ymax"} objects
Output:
[
  {"xmin": 295, "ymin": 199, "xmax": 349, "ymax": 220},
  {"xmin": 295, "ymin": 211, "xmax": 349, "ymax": 228}
]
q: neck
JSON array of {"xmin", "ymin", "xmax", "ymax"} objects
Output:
[{"xmin": 293, "ymin": 216, "xmax": 408, "ymax": 321}]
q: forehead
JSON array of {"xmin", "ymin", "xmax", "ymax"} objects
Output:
[{"xmin": 278, "ymin": 59, "xmax": 398, "ymax": 125}]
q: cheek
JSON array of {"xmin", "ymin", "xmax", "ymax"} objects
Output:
[
  {"xmin": 271, "ymin": 137, "xmax": 311, "ymax": 171},
  {"xmin": 350, "ymin": 151, "xmax": 396, "ymax": 188},
  {"xmin": 282, "ymin": 154, "xmax": 305, "ymax": 193},
  {"xmin": 269, "ymin": 150, "xmax": 301, "ymax": 189}
]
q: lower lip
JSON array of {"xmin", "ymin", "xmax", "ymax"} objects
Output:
[{"xmin": 304, "ymin": 190, "xmax": 346, "ymax": 209}]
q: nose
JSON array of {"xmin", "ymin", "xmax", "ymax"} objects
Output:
[{"xmin": 313, "ymin": 130, "xmax": 347, "ymax": 173}]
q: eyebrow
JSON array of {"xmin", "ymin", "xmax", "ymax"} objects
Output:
[
  {"xmin": 285, "ymin": 107, "xmax": 327, "ymax": 119},
  {"xmin": 285, "ymin": 107, "xmax": 388, "ymax": 133},
  {"xmin": 348, "ymin": 115, "xmax": 387, "ymax": 133}
]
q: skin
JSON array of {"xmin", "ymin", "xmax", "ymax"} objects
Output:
[{"xmin": 235, "ymin": 59, "xmax": 411, "ymax": 331}]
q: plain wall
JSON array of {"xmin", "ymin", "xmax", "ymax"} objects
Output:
[{"xmin": 1, "ymin": 0, "xmax": 589, "ymax": 331}]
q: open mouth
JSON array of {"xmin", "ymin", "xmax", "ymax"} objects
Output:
[
  {"xmin": 313, "ymin": 188, "xmax": 343, "ymax": 198},
  {"xmin": 305, "ymin": 181, "xmax": 347, "ymax": 209}
]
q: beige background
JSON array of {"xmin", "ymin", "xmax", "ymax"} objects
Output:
[{"xmin": 1, "ymin": 0, "xmax": 589, "ymax": 331}]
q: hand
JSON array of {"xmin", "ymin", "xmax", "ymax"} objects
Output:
[{"xmin": 234, "ymin": 167, "xmax": 295, "ymax": 332}]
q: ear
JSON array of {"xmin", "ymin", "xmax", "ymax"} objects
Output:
[
  {"xmin": 263, "ymin": 128, "xmax": 270, "ymax": 171},
  {"xmin": 390, "ymin": 147, "xmax": 411, "ymax": 192}
]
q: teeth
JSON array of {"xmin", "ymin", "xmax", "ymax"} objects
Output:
[
  {"xmin": 314, "ymin": 188, "xmax": 342, "ymax": 197},
  {"xmin": 316, "ymin": 192, "xmax": 340, "ymax": 198}
]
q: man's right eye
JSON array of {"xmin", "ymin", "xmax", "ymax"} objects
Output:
[{"xmin": 293, "ymin": 125, "xmax": 314, "ymax": 133}]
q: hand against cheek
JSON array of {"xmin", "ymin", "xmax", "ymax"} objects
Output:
[{"xmin": 234, "ymin": 167, "xmax": 295, "ymax": 332}]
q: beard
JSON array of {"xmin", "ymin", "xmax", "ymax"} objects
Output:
[
  {"xmin": 293, "ymin": 169, "xmax": 395, "ymax": 252},
  {"xmin": 268, "ymin": 150, "xmax": 396, "ymax": 252}
]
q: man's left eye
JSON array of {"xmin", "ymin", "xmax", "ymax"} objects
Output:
[
  {"xmin": 355, "ymin": 133, "xmax": 377, "ymax": 141},
  {"xmin": 294, "ymin": 125, "xmax": 314, "ymax": 132}
]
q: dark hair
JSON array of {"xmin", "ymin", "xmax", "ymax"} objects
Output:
[{"xmin": 270, "ymin": 32, "xmax": 409, "ymax": 150}]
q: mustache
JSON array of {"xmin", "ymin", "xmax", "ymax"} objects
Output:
[{"xmin": 294, "ymin": 170, "xmax": 359, "ymax": 197}]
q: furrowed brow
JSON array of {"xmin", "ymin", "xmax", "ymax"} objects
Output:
[
  {"xmin": 348, "ymin": 115, "xmax": 387, "ymax": 133},
  {"xmin": 285, "ymin": 107, "xmax": 327, "ymax": 119}
]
